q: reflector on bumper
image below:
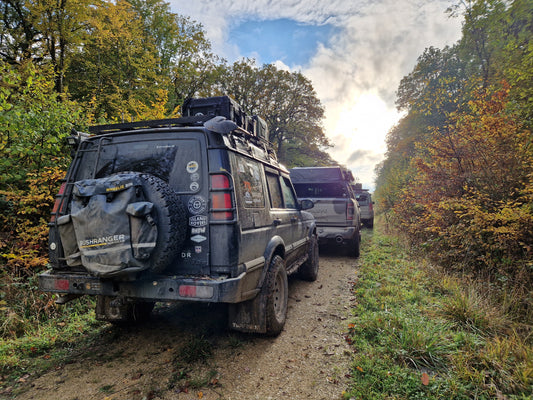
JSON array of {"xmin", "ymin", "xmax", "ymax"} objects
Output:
[{"xmin": 179, "ymin": 285, "xmax": 214, "ymax": 299}]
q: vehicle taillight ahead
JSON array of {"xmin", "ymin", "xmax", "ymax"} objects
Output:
[
  {"xmin": 346, "ymin": 202, "xmax": 354, "ymax": 221},
  {"xmin": 210, "ymin": 174, "xmax": 233, "ymax": 221}
]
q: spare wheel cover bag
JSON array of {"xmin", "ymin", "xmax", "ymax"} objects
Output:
[{"xmin": 70, "ymin": 172, "xmax": 186, "ymax": 277}]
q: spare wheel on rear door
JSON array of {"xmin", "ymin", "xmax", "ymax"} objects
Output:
[{"xmin": 65, "ymin": 172, "xmax": 186, "ymax": 277}]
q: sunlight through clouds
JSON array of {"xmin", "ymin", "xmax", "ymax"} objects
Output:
[
  {"xmin": 330, "ymin": 93, "xmax": 401, "ymax": 154},
  {"xmin": 168, "ymin": 0, "xmax": 463, "ymax": 189}
]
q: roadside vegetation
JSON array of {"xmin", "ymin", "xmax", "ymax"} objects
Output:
[
  {"xmin": 375, "ymin": 0, "xmax": 532, "ymax": 328},
  {"xmin": 366, "ymin": 3, "xmax": 532, "ymax": 396},
  {"xmin": 343, "ymin": 225, "xmax": 532, "ymax": 400}
]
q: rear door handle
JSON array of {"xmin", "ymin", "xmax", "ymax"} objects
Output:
[
  {"xmin": 290, "ymin": 216, "xmax": 298, "ymax": 223},
  {"xmin": 273, "ymin": 218, "xmax": 282, "ymax": 226}
]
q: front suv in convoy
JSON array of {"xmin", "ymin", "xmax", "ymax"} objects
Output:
[
  {"xmin": 352, "ymin": 183, "xmax": 374, "ymax": 228},
  {"xmin": 290, "ymin": 166, "xmax": 361, "ymax": 257},
  {"xmin": 39, "ymin": 96, "xmax": 318, "ymax": 335}
]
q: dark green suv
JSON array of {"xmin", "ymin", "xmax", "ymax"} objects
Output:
[{"xmin": 39, "ymin": 96, "xmax": 318, "ymax": 335}]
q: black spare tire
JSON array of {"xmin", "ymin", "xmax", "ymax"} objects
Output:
[
  {"xmin": 140, "ymin": 173, "xmax": 187, "ymax": 273},
  {"xmin": 67, "ymin": 172, "xmax": 186, "ymax": 277}
]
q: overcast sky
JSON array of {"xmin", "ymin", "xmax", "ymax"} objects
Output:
[{"xmin": 168, "ymin": 0, "xmax": 463, "ymax": 190}]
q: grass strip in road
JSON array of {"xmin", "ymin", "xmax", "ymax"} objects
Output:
[{"xmin": 342, "ymin": 226, "xmax": 532, "ymax": 400}]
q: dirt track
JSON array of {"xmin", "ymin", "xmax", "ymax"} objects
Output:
[{"xmin": 15, "ymin": 252, "xmax": 359, "ymax": 400}]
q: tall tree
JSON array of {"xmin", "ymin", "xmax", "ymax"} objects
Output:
[
  {"xmin": 497, "ymin": 0, "xmax": 533, "ymax": 127},
  {"xmin": 0, "ymin": 60, "xmax": 84, "ymax": 186},
  {"xmin": 0, "ymin": 0, "xmax": 90, "ymax": 93},
  {"xmin": 128, "ymin": 0, "xmax": 219, "ymax": 111},
  {"xmin": 217, "ymin": 59, "xmax": 333, "ymax": 166},
  {"xmin": 375, "ymin": 0, "xmax": 533, "ymax": 290},
  {"xmin": 0, "ymin": 0, "xmax": 41, "ymax": 64},
  {"xmin": 65, "ymin": 0, "xmax": 160, "ymax": 121},
  {"xmin": 32, "ymin": 0, "xmax": 91, "ymax": 93}
]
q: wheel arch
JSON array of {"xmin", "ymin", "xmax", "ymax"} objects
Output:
[{"xmin": 257, "ymin": 235, "xmax": 285, "ymax": 289}]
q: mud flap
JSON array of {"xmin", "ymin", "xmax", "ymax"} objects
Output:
[
  {"xmin": 228, "ymin": 296, "xmax": 267, "ymax": 334},
  {"xmin": 57, "ymin": 215, "xmax": 82, "ymax": 266}
]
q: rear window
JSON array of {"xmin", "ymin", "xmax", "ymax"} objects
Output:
[
  {"xmin": 357, "ymin": 194, "xmax": 370, "ymax": 205},
  {"xmin": 76, "ymin": 136, "xmax": 203, "ymax": 193},
  {"xmin": 293, "ymin": 183, "xmax": 348, "ymax": 198}
]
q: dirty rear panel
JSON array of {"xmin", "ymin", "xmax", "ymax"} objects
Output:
[
  {"xmin": 292, "ymin": 182, "xmax": 351, "ymax": 226},
  {"xmin": 49, "ymin": 130, "xmax": 213, "ymax": 276}
]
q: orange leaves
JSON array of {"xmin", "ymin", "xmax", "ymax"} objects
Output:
[
  {"xmin": 391, "ymin": 84, "xmax": 533, "ymax": 283},
  {"xmin": 421, "ymin": 372, "xmax": 430, "ymax": 386}
]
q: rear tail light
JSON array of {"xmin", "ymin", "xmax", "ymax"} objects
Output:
[
  {"xmin": 179, "ymin": 284, "xmax": 214, "ymax": 299},
  {"xmin": 210, "ymin": 174, "xmax": 233, "ymax": 221},
  {"xmin": 54, "ymin": 279, "xmax": 70, "ymax": 291},
  {"xmin": 50, "ymin": 182, "xmax": 67, "ymax": 222},
  {"xmin": 347, "ymin": 202, "xmax": 354, "ymax": 221}
]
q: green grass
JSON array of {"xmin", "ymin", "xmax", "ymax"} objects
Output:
[
  {"xmin": 342, "ymin": 223, "xmax": 532, "ymax": 400},
  {"xmin": 0, "ymin": 295, "xmax": 103, "ymax": 391}
]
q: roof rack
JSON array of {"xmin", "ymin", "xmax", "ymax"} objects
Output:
[
  {"xmin": 87, "ymin": 96, "xmax": 276, "ymax": 160},
  {"xmin": 88, "ymin": 115, "xmax": 211, "ymax": 135}
]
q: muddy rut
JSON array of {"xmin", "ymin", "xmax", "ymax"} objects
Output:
[{"xmin": 16, "ymin": 253, "xmax": 359, "ymax": 400}]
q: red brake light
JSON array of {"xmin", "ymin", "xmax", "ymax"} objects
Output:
[
  {"xmin": 54, "ymin": 279, "xmax": 70, "ymax": 291},
  {"xmin": 212, "ymin": 192, "xmax": 231, "ymax": 209},
  {"xmin": 210, "ymin": 174, "xmax": 233, "ymax": 221},
  {"xmin": 51, "ymin": 182, "xmax": 67, "ymax": 222},
  {"xmin": 347, "ymin": 202, "xmax": 354, "ymax": 221},
  {"xmin": 211, "ymin": 174, "xmax": 230, "ymax": 189},
  {"xmin": 179, "ymin": 285, "xmax": 214, "ymax": 299}
]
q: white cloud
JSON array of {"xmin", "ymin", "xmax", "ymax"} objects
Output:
[{"xmin": 168, "ymin": 0, "xmax": 463, "ymax": 190}]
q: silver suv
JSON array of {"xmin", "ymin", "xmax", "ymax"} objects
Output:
[
  {"xmin": 352, "ymin": 184, "xmax": 374, "ymax": 228},
  {"xmin": 39, "ymin": 96, "xmax": 319, "ymax": 335},
  {"xmin": 290, "ymin": 167, "xmax": 361, "ymax": 257}
]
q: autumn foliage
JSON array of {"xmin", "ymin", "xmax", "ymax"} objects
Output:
[
  {"xmin": 376, "ymin": 0, "xmax": 533, "ymax": 321},
  {"xmin": 395, "ymin": 85, "xmax": 533, "ymax": 278}
]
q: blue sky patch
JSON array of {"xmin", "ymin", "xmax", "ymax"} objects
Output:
[{"xmin": 228, "ymin": 18, "xmax": 338, "ymax": 66}]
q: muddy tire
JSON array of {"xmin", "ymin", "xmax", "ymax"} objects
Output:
[
  {"xmin": 298, "ymin": 234, "xmax": 319, "ymax": 281},
  {"xmin": 263, "ymin": 255, "xmax": 288, "ymax": 336},
  {"xmin": 349, "ymin": 231, "xmax": 361, "ymax": 258},
  {"xmin": 140, "ymin": 174, "xmax": 187, "ymax": 273}
]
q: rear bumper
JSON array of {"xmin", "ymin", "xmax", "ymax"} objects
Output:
[
  {"xmin": 38, "ymin": 270, "xmax": 258, "ymax": 304},
  {"xmin": 316, "ymin": 226, "xmax": 357, "ymax": 245}
]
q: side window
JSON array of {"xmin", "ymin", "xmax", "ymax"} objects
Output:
[
  {"xmin": 280, "ymin": 177, "xmax": 297, "ymax": 209},
  {"xmin": 234, "ymin": 156, "xmax": 265, "ymax": 208},
  {"xmin": 266, "ymin": 172, "xmax": 283, "ymax": 209}
]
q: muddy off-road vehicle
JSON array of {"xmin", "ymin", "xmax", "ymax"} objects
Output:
[
  {"xmin": 39, "ymin": 96, "xmax": 318, "ymax": 335},
  {"xmin": 290, "ymin": 166, "xmax": 361, "ymax": 257}
]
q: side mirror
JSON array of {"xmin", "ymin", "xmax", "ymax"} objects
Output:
[{"xmin": 300, "ymin": 199, "xmax": 314, "ymax": 210}]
